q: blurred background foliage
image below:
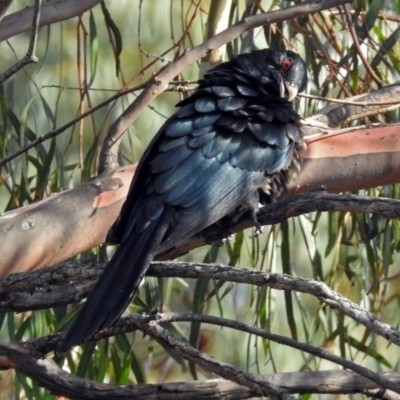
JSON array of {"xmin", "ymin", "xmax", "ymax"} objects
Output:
[{"xmin": 1, "ymin": 0, "xmax": 400, "ymax": 398}]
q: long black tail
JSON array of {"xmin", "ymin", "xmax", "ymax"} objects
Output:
[{"xmin": 60, "ymin": 208, "xmax": 173, "ymax": 352}]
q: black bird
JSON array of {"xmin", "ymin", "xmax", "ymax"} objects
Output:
[{"xmin": 60, "ymin": 48, "xmax": 307, "ymax": 351}]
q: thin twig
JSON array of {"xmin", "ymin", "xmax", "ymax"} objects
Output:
[
  {"xmin": 138, "ymin": 313, "xmax": 400, "ymax": 395},
  {"xmin": 300, "ymin": 92, "xmax": 400, "ymax": 107},
  {"xmin": 0, "ymin": 84, "xmax": 145, "ymax": 168},
  {"xmin": 134, "ymin": 317, "xmax": 294, "ymax": 399},
  {"xmin": 343, "ymin": 3, "xmax": 383, "ymax": 87}
]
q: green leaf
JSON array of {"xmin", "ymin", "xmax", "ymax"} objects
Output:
[
  {"xmin": 77, "ymin": 341, "xmax": 97, "ymax": 378},
  {"xmin": 226, "ymin": 231, "xmax": 244, "ymax": 266},
  {"xmin": 118, "ymin": 353, "xmax": 132, "ymax": 385},
  {"xmin": 96, "ymin": 339, "xmax": 108, "ymax": 382},
  {"xmin": 89, "ymin": 11, "xmax": 99, "ymax": 87},
  {"xmin": 359, "ymin": 0, "xmax": 382, "ymax": 38},
  {"xmin": 0, "ymin": 84, "xmax": 8, "ymax": 160},
  {"xmin": 371, "ymin": 24, "xmax": 400, "ymax": 70},
  {"xmin": 131, "ymin": 351, "xmax": 146, "ymax": 384},
  {"xmin": 281, "ymin": 220, "xmax": 297, "ymax": 339},
  {"xmin": 101, "ymin": 2, "xmax": 123, "ymax": 76},
  {"xmin": 348, "ymin": 336, "xmax": 392, "ymax": 368}
]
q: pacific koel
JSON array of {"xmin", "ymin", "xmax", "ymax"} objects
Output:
[{"xmin": 61, "ymin": 48, "xmax": 308, "ymax": 351}]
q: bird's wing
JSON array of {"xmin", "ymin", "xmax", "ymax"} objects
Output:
[{"xmin": 111, "ymin": 83, "xmax": 302, "ymax": 251}]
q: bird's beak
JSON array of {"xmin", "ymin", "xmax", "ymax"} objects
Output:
[
  {"xmin": 278, "ymin": 79, "xmax": 299, "ymax": 101},
  {"xmin": 277, "ymin": 74, "xmax": 299, "ymax": 101},
  {"xmin": 279, "ymin": 77, "xmax": 286, "ymax": 99},
  {"xmin": 284, "ymin": 81, "xmax": 299, "ymax": 101}
]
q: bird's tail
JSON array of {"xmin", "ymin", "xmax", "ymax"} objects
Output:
[{"xmin": 60, "ymin": 208, "xmax": 173, "ymax": 352}]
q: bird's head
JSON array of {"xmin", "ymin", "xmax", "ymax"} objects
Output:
[{"xmin": 233, "ymin": 48, "xmax": 308, "ymax": 101}]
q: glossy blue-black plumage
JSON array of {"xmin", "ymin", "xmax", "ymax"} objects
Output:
[{"xmin": 60, "ymin": 48, "xmax": 307, "ymax": 352}]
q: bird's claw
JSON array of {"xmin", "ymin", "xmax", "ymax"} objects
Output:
[
  {"xmin": 212, "ymin": 234, "xmax": 235, "ymax": 247},
  {"xmin": 203, "ymin": 232, "xmax": 234, "ymax": 247},
  {"xmin": 251, "ymin": 225, "xmax": 265, "ymax": 238}
]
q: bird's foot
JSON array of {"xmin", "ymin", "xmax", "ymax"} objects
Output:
[
  {"xmin": 251, "ymin": 225, "xmax": 265, "ymax": 238},
  {"xmin": 209, "ymin": 234, "xmax": 234, "ymax": 247},
  {"xmin": 245, "ymin": 202, "xmax": 264, "ymax": 238}
]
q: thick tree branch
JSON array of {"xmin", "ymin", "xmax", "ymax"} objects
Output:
[
  {"xmin": 2, "ymin": 334, "xmax": 400, "ymax": 400},
  {"xmin": 2, "ymin": 255, "xmax": 400, "ymax": 398},
  {"xmin": 2, "ymin": 260, "xmax": 400, "ymax": 352},
  {"xmin": 1, "ymin": 311, "xmax": 400, "ymax": 399},
  {"xmin": 159, "ymin": 190, "xmax": 400, "ymax": 260},
  {"xmin": 2, "ymin": 156, "xmax": 400, "ymax": 278},
  {"xmin": 0, "ymin": 165, "xmax": 136, "ymax": 277},
  {"xmin": 289, "ymin": 124, "xmax": 400, "ymax": 194}
]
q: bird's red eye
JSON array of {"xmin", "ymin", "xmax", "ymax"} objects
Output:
[{"xmin": 282, "ymin": 58, "xmax": 293, "ymax": 71}]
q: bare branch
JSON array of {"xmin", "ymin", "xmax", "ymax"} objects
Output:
[
  {"xmin": 305, "ymin": 82, "xmax": 400, "ymax": 127},
  {"xmin": 2, "ymin": 333, "xmax": 400, "ymax": 400},
  {"xmin": 0, "ymin": 0, "xmax": 102, "ymax": 42},
  {"xmin": 160, "ymin": 191, "xmax": 400, "ymax": 260},
  {"xmin": 0, "ymin": 0, "xmax": 41, "ymax": 84},
  {"xmin": 0, "ymin": 165, "xmax": 136, "ymax": 277},
  {"xmin": 343, "ymin": 3, "xmax": 383, "ymax": 87},
  {"xmin": 3, "ymin": 258, "xmax": 400, "ymax": 352},
  {"xmin": 131, "ymin": 313, "xmax": 400, "ymax": 395},
  {"xmin": 3, "ymin": 256, "xmax": 400, "ymax": 398},
  {"xmin": 137, "ymin": 319, "xmax": 296, "ymax": 399},
  {"xmin": 0, "ymin": 0, "xmax": 12, "ymax": 23}
]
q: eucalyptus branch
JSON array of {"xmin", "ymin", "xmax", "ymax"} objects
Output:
[
  {"xmin": 2, "ymin": 259, "xmax": 400, "ymax": 351},
  {"xmin": 161, "ymin": 191, "xmax": 400, "ymax": 260},
  {"xmin": 0, "ymin": 0, "xmax": 102, "ymax": 42},
  {"xmin": 0, "ymin": 0, "xmax": 12, "ymax": 22},
  {"xmin": 58, "ymin": 312, "xmax": 400, "ymax": 394},
  {"xmin": 2, "ymin": 334, "xmax": 400, "ymax": 400},
  {"xmin": 136, "ymin": 318, "xmax": 296, "ymax": 399},
  {"xmin": 129, "ymin": 313, "xmax": 400, "ymax": 395},
  {"xmin": 1, "ymin": 311, "xmax": 399, "ymax": 398},
  {"xmin": 306, "ymin": 81, "xmax": 400, "ymax": 127},
  {"xmin": 0, "ymin": 0, "xmax": 41, "ymax": 84}
]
